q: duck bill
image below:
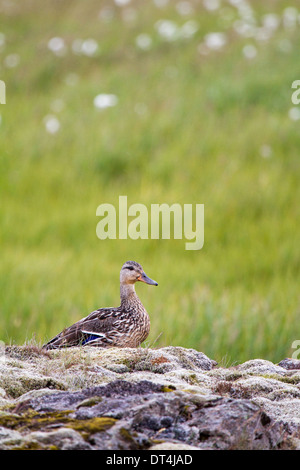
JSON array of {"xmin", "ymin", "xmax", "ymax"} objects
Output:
[{"xmin": 139, "ymin": 272, "xmax": 158, "ymax": 286}]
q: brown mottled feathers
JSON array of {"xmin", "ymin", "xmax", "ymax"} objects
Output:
[
  {"xmin": 44, "ymin": 307, "xmax": 149, "ymax": 349},
  {"xmin": 43, "ymin": 261, "xmax": 157, "ymax": 350}
]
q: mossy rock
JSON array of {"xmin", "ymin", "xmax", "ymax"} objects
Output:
[
  {"xmin": 0, "ymin": 408, "xmax": 116, "ymax": 439},
  {"xmin": 0, "ymin": 374, "xmax": 66, "ymax": 399}
]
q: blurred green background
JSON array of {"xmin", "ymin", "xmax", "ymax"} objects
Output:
[{"xmin": 0, "ymin": 0, "xmax": 299, "ymax": 364}]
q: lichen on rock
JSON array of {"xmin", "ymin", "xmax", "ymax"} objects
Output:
[{"xmin": 0, "ymin": 345, "xmax": 299, "ymax": 449}]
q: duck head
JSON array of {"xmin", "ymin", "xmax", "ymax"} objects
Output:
[{"xmin": 120, "ymin": 261, "xmax": 158, "ymax": 286}]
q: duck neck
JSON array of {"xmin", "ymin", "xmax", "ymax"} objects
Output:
[{"xmin": 120, "ymin": 283, "xmax": 140, "ymax": 308}]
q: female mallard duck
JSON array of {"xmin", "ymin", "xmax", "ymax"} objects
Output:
[{"xmin": 43, "ymin": 261, "xmax": 158, "ymax": 349}]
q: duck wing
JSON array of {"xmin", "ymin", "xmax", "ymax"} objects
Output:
[{"xmin": 43, "ymin": 307, "xmax": 122, "ymax": 349}]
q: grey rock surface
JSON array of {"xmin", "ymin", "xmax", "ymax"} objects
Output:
[{"xmin": 0, "ymin": 345, "xmax": 299, "ymax": 449}]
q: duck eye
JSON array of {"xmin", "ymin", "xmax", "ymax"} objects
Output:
[{"xmin": 126, "ymin": 266, "xmax": 134, "ymax": 271}]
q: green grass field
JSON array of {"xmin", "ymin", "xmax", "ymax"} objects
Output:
[{"xmin": 1, "ymin": 0, "xmax": 299, "ymax": 364}]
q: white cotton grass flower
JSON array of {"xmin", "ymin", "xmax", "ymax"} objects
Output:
[
  {"xmin": 43, "ymin": 115, "xmax": 61, "ymax": 134},
  {"xmin": 255, "ymin": 28, "xmax": 272, "ymax": 42},
  {"xmin": 114, "ymin": 0, "xmax": 131, "ymax": 6},
  {"xmin": 233, "ymin": 20, "xmax": 256, "ymax": 38},
  {"xmin": 50, "ymin": 99, "xmax": 65, "ymax": 113},
  {"xmin": 135, "ymin": 34, "xmax": 152, "ymax": 50},
  {"xmin": 72, "ymin": 39, "xmax": 99, "ymax": 56},
  {"xmin": 155, "ymin": 20, "xmax": 179, "ymax": 41},
  {"xmin": 0, "ymin": 33, "xmax": 5, "ymax": 48},
  {"xmin": 180, "ymin": 20, "xmax": 199, "ymax": 38},
  {"xmin": 283, "ymin": 7, "xmax": 298, "ymax": 29},
  {"xmin": 72, "ymin": 39, "xmax": 83, "ymax": 55},
  {"xmin": 81, "ymin": 39, "xmax": 99, "ymax": 56},
  {"xmin": 260, "ymin": 145, "xmax": 272, "ymax": 159},
  {"xmin": 203, "ymin": 0, "xmax": 220, "ymax": 12},
  {"xmin": 228, "ymin": 0, "xmax": 244, "ymax": 6},
  {"xmin": 4, "ymin": 53, "xmax": 20, "ymax": 68},
  {"xmin": 153, "ymin": 0, "xmax": 169, "ymax": 8},
  {"xmin": 93, "ymin": 94, "xmax": 118, "ymax": 110},
  {"xmin": 242, "ymin": 44, "xmax": 257, "ymax": 59},
  {"xmin": 262, "ymin": 14, "xmax": 280, "ymax": 32},
  {"xmin": 47, "ymin": 37, "xmax": 67, "ymax": 56},
  {"xmin": 98, "ymin": 7, "xmax": 114, "ymax": 22},
  {"xmin": 155, "ymin": 18, "xmax": 198, "ymax": 41},
  {"xmin": 229, "ymin": 0, "xmax": 254, "ymax": 17},
  {"xmin": 238, "ymin": 4, "xmax": 255, "ymax": 23},
  {"xmin": 288, "ymin": 107, "xmax": 300, "ymax": 121},
  {"xmin": 204, "ymin": 32, "xmax": 227, "ymax": 50},
  {"xmin": 176, "ymin": 1, "xmax": 194, "ymax": 16}
]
